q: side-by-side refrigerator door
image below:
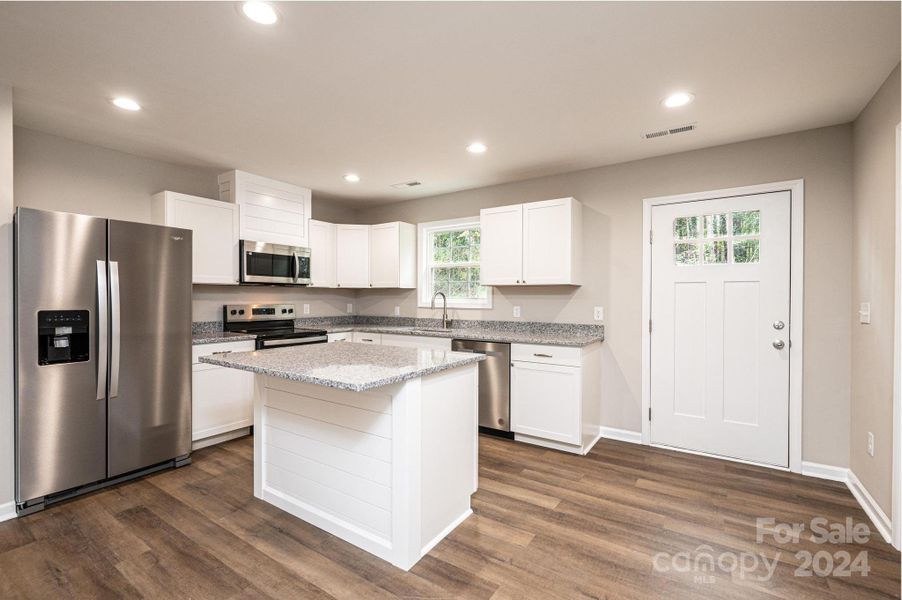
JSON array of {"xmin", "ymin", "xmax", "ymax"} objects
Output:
[
  {"xmin": 107, "ymin": 219, "xmax": 192, "ymax": 477},
  {"xmin": 15, "ymin": 208, "xmax": 108, "ymax": 504}
]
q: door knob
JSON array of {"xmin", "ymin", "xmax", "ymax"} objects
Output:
[
  {"xmin": 772, "ymin": 340, "xmax": 785, "ymax": 350},
  {"xmin": 773, "ymin": 320, "xmax": 785, "ymax": 330}
]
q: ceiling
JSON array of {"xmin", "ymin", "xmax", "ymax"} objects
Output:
[{"xmin": 0, "ymin": 2, "xmax": 898, "ymax": 206}]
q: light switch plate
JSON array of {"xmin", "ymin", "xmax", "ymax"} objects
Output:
[
  {"xmin": 859, "ymin": 302, "xmax": 871, "ymax": 324},
  {"xmin": 594, "ymin": 306, "xmax": 604, "ymax": 321},
  {"xmin": 346, "ymin": 303, "xmax": 354, "ymax": 314},
  {"xmin": 394, "ymin": 306, "xmax": 400, "ymax": 316},
  {"xmin": 513, "ymin": 306, "xmax": 521, "ymax": 318},
  {"xmin": 303, "ymin": 304, "xmax": 310, "ymax": 315}
]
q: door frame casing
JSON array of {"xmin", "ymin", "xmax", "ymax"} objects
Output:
[
  {"xmin": 641, "ymin": 179, "xmax": 805, "ymax": 473},
  {"xmin": 892, "ymin": 122, "xmax": 900, "ymax": 550}
]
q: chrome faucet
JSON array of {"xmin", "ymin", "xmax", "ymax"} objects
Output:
[{"xmin": 431, "ymin": 291, "xmax": 450, "ymax": 329}]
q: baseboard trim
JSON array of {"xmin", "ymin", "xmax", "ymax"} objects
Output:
[
  {"xmin": 801, "ymin": 461, "xmax": 849, "ymax": 483},
  {"xmin": 0, "ymin": 501, "xmax": 16, "ymax": 522},
  {"xmin": 847, "ymin": 470, "xmax": 892, "ymax": 544},
  {"xmin": 599, "ymin": 427, "xmax": 642, "ymax": 444}
]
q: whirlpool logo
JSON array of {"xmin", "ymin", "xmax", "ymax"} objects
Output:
[{"xmin": 171, "ymin": 236, "xmax": 184, "ymax": 241}]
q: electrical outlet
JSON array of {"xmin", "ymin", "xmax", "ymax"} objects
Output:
[
  {"xmin": 859, "ymin": 303, "xmax": 871, "ymax": 324},
  {"xmin": 394, "ymin": 306, "xmax": 400, "ymax": 316},
  {"xmin": 594, "ymin": 306, "xmax": 604, "ymax": 321},
  {"xmin": 867, "ymin": 432, "xmax": 875, "ymax": 457},
  {"xmin": 303, "ymin": 303, "xmax": 310, "ymax": 315},
  {"xmin": 513, "ymin": 306, "xmax": 521, "ymax": 318},
  {"xmin": 346, "ymin": 303, "xmax": 354, "ymax": 314}
]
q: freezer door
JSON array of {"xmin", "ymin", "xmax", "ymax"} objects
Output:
[
  {"xmin": 15, "ymin": 208, "xmax": 108, "ymax": 503},
  {"xmin": 107, "ymin": 220, "xmax": 192, "ymax": 477}
]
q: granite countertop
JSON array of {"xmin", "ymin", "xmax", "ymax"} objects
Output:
[
  {"xmin": 323, "ymin": 325, "xmax": 603, "ymax": 347},
  {"xmin": 198, "ymin": 342, "xmax": 485, "ymax": 392},
  {"xmin": 191, "ymin": 331, "xmax": 257, "ymax": 345}
]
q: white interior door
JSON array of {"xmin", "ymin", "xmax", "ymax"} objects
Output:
[{"xmin": 650, "ymin": 191, "xmax": 791, "ymax": 467}]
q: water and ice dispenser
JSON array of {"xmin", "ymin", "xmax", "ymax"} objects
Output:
[{"xmin": 37, "ymin": 310, "xmax": 89, "ymax": 365}]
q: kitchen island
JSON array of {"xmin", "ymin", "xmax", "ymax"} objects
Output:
[{"xmin": 200, "ymin": 342, "xmax": 484, "ymax": 570}]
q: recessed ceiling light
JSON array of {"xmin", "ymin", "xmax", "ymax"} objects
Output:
[
  {"xmin": 242, "ymin": 1, "xmax": 278, "ymax": 25},
  {"xmin": 663, "ymin": 92, "xmax": 695, "ymax": 108},
  {"xmin": 466, "ymin": 142, "xmax": 487, "ymax": 154},
  {"xmin": 111, "ymin": 97, "xmax": 141, "ymax": 111},
  {"xmin": 344, "ymin": 173, "xmax": 360, "ymax": 183}
]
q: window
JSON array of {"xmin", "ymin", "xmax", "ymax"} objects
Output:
[
  {"xmin": 418, "ymin": 217, "xmax": 492, "ymax": 309},
  {"xmin": 672, "ymin": 210, "xmax": 760, "ymax": 266}
]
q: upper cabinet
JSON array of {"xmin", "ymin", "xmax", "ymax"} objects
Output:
[
  {"xmin": 480, "ymin": 197, "xmax": 582, "ymax": 286},
  {"xmin": 370, "ymin": 222, "xmax": 416, "ymax": 288},
  {"xmin": 308, "ymin": 219, "xmax": 337, "ymax": 288},
  {"xmin": 334, "ymin": 222, "xmax": 416, "ymax": 289},
  {"xmin": 336, "ymin": 224, "xmax": 370, "ymax": 288},
  {"xmin": 151, "ymin": 191, "xmax": 239, "ymax": 285},
  {"xmin": 218, "ymin": 170, "xmax": 312, "ymax": 247}
]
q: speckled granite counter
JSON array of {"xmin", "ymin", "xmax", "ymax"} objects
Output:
[
  {"xmin": 323, "ymin": 325, "xmax": 601, "ymax": 346},
  {"xmin": 191, "ymin": 331, "xmax": 257, "ymax": 345},
  {"xmin": 199, "ymin": 342, "xmax": 485, "ymax": 392}
]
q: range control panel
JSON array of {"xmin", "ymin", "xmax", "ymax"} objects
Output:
[{"xmin": 224, "ymin": 304, "xmax": 295, "ymax": 323}]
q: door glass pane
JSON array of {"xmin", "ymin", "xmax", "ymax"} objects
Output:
[
  {"xmin": 673, "ymin": 216, "xmax": 700, "ymax": 240},
  {"xmin": 703, "ymin": 241, "xmax": 728, "ymax": 264},
  {"xmin": 674, "ymin": 243, "xmax": 699, "ymax": 265},
  {"xmin": 703, "ymin": 214, "xmax": 728, "ymax": 238},
  {"xmin": 271, "ymin": 254, "xmax": 293, "ymax": 278},
  {"xmin": 732, "ymin": 211, "xmax": 760, "ymax": 236},
  {"xmin": 733, "ymin": 238, "xmax": 760, "ymax": 263}
]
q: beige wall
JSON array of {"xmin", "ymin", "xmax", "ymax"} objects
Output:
[
  {"xmin": 850, "ymin": 64, "xmax": 900, "ymax": 514},
  {"xmin": 357, "ymin": 125, "xmax": 855, "ymax": 467},
  {"xmin": 12, "ymin": 127, "xmax": 361, "ymax": 323},
  {"xmin": 0, "ymin": 86, "xmax": 14, "ymax": 514}
]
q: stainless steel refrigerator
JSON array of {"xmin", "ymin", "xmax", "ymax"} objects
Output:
[{"xmin": 14, "ymin": 207, "xmax": 193, "ymax": 514}]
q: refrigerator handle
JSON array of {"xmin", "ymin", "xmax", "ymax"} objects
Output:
[
  {"xmin": 109, "ymin": 261, "xmax": 121, "ymax": 398},
  {"xmin": 96, "ymin": 260, "xmax": 108, "ymax": 400}
]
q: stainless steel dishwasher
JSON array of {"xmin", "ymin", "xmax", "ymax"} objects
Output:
[{"xmin": 452, "ymin": 339, "xmax": 513, "ymax": 438}]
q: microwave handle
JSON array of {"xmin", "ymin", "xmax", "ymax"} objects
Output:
[{"xmin": 292, "ymin": 253, "xmax": 300, "ymax": 282}]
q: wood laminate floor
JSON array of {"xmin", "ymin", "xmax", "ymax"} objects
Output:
[{"xmin": 0, "ymin": 435, "xmax": 898, "ymax": 599}]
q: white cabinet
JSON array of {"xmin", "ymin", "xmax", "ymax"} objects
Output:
[
  {"xmin": 308, "ymin": 219, "xmax": 337, "ymax": 288},
  {"xmin": 352, "ymin": 332, "xmax": 382, "ymax": 344},
  {"xmin": 480, "ymin": 204, "xmax": 523, "ymax": 285},
  {"xmin": 327, "ymin": 332, "xmax": 352, "ymax": 343},
  {"xmin": 336, "ymin": 224, "xmax": 370, "ymax": 288},
  {"xmin": 334, "ymin": 222, "xmax": 416, "ymax": 289},
  {"xmin": 369, "ymin": 222, "xmax": 416, "ymax": 288},
  {"xmin": 151, "ymin": 191, "xmax": 239, "ymax": 284},
  {"xmin": 510, "ymin": 341, "xmax": 601, "ymax": 454},
  {"xmin": 480, "ymin": 197, "xmax": 581, "ymax": 286},
  {"xmin": 192, "ymin": 340, "xmax": 256, "ymax": 448},
  {"xmin": 218, "ymin": 170, "xmax": 312, "ymax": 247},
  {"xmin": 381, "ymin": 333, "xmax": 452, "ymax": 351}
]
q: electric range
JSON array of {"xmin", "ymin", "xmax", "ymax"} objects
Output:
[{"xmin": 223, "ymin": 304, "xmax": 328, "ymax": 349}]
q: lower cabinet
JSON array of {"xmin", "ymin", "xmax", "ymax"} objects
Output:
[
  {"xmin": 327, "ymin": 332, "xmax": 352, "ymax": 342},
  {"xmin": 510, "ymin": 342, "xmax": 602, "ymax": 455},
  {"xmin": 380, "ymin": 333, "xmax": 452, "ymax": 351},
  {"xmin": 192, "ymin": 340, "xmax": 255, "ymax": 448}
]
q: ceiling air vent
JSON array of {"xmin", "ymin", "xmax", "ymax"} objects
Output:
[
  {"xmin": 642, "ymin": 123, "xmax": 697, "ymax": 140},
  {"xmin": 391, "ymin": 180, "xmax": 422, "ymax": 189}
]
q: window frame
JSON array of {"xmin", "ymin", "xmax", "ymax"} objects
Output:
[{"xmin": 417, "ymin": 216, "xmax": 493, "ymax": 309}]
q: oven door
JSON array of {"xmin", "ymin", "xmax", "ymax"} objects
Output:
[
  {"xmin": 256, "ymin": 336, "xmax": 328, "ymax": 350},
  {"xmin": 240, "ymin": 241, "xmax": 311, "ymax": 285}
]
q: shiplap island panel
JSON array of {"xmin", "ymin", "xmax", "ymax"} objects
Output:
[{"xmin": 200, "ymin": 343, "xmax": 483, "ymax": 570}]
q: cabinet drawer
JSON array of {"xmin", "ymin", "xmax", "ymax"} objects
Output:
[
  {"xmin": 511, "ymin": 343, "xmax": 581, "ymax": 366},
  {"xmin": 327, "ymin": 332, "xmax": 352, "ymax": 342},
  {"xmin": 192, "ymin": 340, "xmax": 255, "ymax": 365},
  {"xmin": 352, "ymin": 332, "xmax": 382, "ymax": 344}
]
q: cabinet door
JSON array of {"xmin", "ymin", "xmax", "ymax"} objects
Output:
[
  {"xmin": 523, "ymin": 198, "xmax": 578, "ymax": 285},
  {"xmin": 155, "ymin": 192, "xmax": 239, "ymax": 284},
  {"xmin": 480, "ymin": 204, "xmax": 523, "ymax": 285},
  {"xmin": 308, "ymin": 219, "xmax": 337, "ymax": 287},
  {"xmin": 336, "ymin": 225, "xmax": 370, "ymax": 288},
  {"xmin": 352, "ymin": 332, "xmax": 381, "ymax": 344},
  {"xmin": 511, "ymin": 361, "xmax": 581, "ymax": 444},
  {"xmin": 369, "ymin": 222, "xmax": 400, "ymax": 288},
  {"xmin": 192, "ymin": 364, "xmax": 254, "ymax": 441}
]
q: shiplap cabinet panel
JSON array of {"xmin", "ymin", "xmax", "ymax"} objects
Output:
[{"xmin": 218, "ymin": 170, "xmax": 312, "ymax": 247}]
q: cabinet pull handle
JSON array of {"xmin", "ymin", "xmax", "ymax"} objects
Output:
[
  {"xmin": 361, "ymin": 338, "xmax": 373, "ymax": 342},
  {"xmin": 533, "ymin": 353, "xmax": 553, "ymax": 358},
  {"xmin": 212, "ymin": 350, "xmax": 232, "ymax": 355}
]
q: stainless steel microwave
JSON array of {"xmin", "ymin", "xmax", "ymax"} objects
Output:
[{"xmin": 239, "ymin": 240, "xmax": 311, "ymax": 285}]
